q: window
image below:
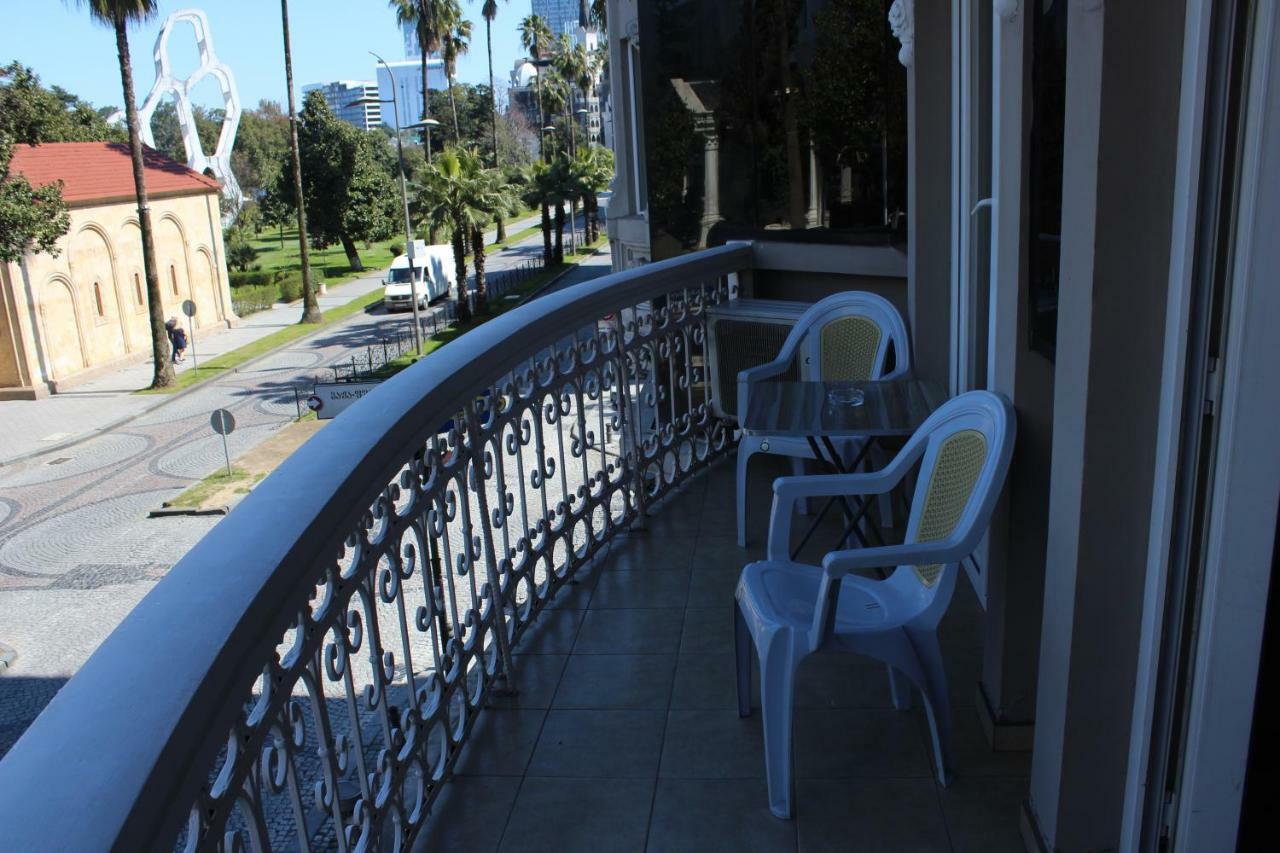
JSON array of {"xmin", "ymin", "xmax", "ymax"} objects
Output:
[
  {"xmin": 133, "ymin": 272, "xmax": 144, "ymax": 306},
  {"xmin": 169, "ymin": 265, "xmax": 179, "ymax": 296},
  {"xmin": 92, "ymin": 282, "xmax": 105, "ymax": 318}
]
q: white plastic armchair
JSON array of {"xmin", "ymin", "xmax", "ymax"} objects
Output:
[
  {"xmin": 733, "ymin": 391, "xmax": 1015, "ymax": 819},
  {"xmin": 735, "ymin": 291, "xmax": 910, "ymax": 547}
]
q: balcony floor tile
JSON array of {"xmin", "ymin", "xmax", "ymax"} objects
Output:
[
  {"xmin": 648, "ymin": 779, "xmax": 798, "ymax": 853},
  {"xmin": 421, "ymin": 455, "xmax": 1024, "ymax": 851},
  {"xmin": 553, "ymin": 653, "xmax": 677, "ymax": 710},
  {"xmin": 527, "ymin": 709, "xmax": 666, "ymax": 778},
  {"xmin": 499, "ymin": 777, "xmax": 655, "ymax": 853}
]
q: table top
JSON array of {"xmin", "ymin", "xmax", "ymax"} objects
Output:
[{"xmin": 743, "ymin": 378, "xmax": 947, "ymax": 438}]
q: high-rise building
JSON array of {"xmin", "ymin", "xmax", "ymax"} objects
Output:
[
  {"xmin": 375, "ymin": 59, "xmax": 448, "ymax": 130},
  {"xmin": 532, "ymin": 0, "xmax": 581, "ymax": 37},
  {"xmin": 402, "ymin": 19, "xmax": 420, "ymax": 58},
  {"xmin": 301, "ymin": 80, "xmax": 382, "ymax": 131}
]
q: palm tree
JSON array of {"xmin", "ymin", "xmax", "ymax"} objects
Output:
[
  {"xmin": 438, "ymin": 1, "xmax": 471, "ymax": 144},
  {"xmin": 389, "ymin": 1, "xmax": 444, "ymax": 150},
  {"xmin": 574, "ymin": 145, "xmax": 613, "ymax": 243},
  {"xmin": 519, "ymin": 14, "xmax": 553, "ymax": 157},
  {"xmin": 480, "ymin": 0, "xmax": 507, "ymax": 242},
  {"xmin": 418, "ymin": 148, "xmax": 487, "ymax": 321},
  {"xmin": 280, "ymin": 0, "xmax": 321, "ymax": 324},
  {"xmin": 521, "ymin": 161, "xmax": 555, "ymax": 267},
  {"xmin": 467, "ymin": 164, "xmax": 516, "ymax": 313},
  {"xmin": 81, "ymin": 0, "xmax": 175, "ymax": 388},
  {"xmin": 589, "ymin": 0, "xmax": 607, "ymax": 32}
]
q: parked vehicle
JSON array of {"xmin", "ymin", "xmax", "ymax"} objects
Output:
[{"xmin": 383, "ymin": 242, "xmax": 456, "ymax": 311}]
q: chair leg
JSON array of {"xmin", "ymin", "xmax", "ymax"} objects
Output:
[
  {"xmin": 736, "ymin": 443, "xmax": 755, "ymax": 547},
  {"xmin": 911, "ymin": 631, "xmax": 954, "ymax": 787},
  {"xmin": 758, "ymin": 631, "xmax": 799, "ymax": 819},
  {"xmin": 735, "ymin": 603, "xmax": 753, "ymax": 718},
  {"xmin": 887, "ymin": 665, "xmax": 912, "ymax": 710}
]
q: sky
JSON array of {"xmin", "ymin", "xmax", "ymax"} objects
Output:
[{"xmin": 0, "ymin": 1, "xmax": 530, "ymax": 113}]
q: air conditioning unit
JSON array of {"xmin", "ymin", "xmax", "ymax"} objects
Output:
[{"xmin": 705, "ymin": 298, "xmax": 809, "ymax": 420}]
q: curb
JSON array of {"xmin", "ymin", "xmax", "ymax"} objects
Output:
[
  {"xmin": 148, "ymin": 506, "xmax": 230, "ymax": 518},
  {"xmin": 0, "ymin": 642, "xmax": 16, "ymax": 673},
  {"xmin": 0, "ymin": 290, "xmax": 385, "ymax": 469}
]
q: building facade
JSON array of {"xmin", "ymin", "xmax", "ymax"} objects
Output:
[
  {"xmin": 0, "ymin": 143, "xmax": 234, "ymax": 398},
  {"xmin": 300, "ymin": 81, "xmax": 381, "ymax": 131}
]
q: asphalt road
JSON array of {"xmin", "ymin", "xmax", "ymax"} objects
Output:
[{"xmin": 0, "ymin": 222, "xmax": 608, "ymax": 757}]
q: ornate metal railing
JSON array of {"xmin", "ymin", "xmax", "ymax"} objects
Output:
[{"xmin": 0, "ymin": 243, "xmax": 752, "ymax": 852}]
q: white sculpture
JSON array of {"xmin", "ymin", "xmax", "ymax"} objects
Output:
[
  {"xmin": 110, "ymin": 9, "xmax": 243, "ymax": 218},
  {"xmin": 888, "ymin": 0, "xmax": 914, "ymax": 68}
]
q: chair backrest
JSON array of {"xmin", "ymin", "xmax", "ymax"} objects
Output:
[
  {"xmin": 785, "ymin": 292, "xmax": 911, "ymax": 382},
  {"xmin": 892, "ymin": 391, "xmax": 1015, "ymax": 599}
]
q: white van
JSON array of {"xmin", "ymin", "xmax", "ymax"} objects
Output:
[{"xmin": 383, "ymin": 242, "xmax": 456, "ymax": 311}]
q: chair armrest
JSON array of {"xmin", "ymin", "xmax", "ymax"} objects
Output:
[
  {"xmin": 736, "ymin": 357, "xmax": 795, "ymax": 423},
  {"xmin": 805, "ymin": 538, "xmax": 972, "ymax": 650},
  {"xmin": 765, "ymin": 463, "xmax": 914, "ymax": 562}
]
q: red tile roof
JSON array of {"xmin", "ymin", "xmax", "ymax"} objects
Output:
[{"xmin": 7, "ymin": 142, "xmax": 221, "ymax": 205}]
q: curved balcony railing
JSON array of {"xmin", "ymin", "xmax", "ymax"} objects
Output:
[{"xmin": 0, "ymin": 244, "xmax": 751, "ymax": 851}]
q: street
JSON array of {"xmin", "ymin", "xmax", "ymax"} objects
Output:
[{"xmin": 0, "ymin": 222, "xmax": 610, "ymax": 757}]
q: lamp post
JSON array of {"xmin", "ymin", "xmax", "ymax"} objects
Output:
[
  {"xmin": 419, "ymin": 117, "xmax": 441, "ymax": 164},
  {"xmin": 351, "ymin": 51, "xmax": 423, "ymax": 353}
]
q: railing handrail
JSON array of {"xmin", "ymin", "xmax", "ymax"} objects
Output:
[{"xmin": 0, "ymin": 242, "xmax": 752, "ymax": 851}]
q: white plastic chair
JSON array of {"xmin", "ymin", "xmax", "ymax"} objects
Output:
[
  {"xmin": 733, "ymin": 391, "xmax": 1015, "ymax": 819},
  {"xmin": 735, "ymin": 292, "xmax": 910, "ymax": 547}
]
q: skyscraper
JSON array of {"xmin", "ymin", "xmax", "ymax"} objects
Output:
[
  {"xmin": 301, "ymin": 81, "xmax": 382, "ymax": 131},
  {"xmin": 532, "ymin": 0, "xmax": 581, "ymax": 37}
]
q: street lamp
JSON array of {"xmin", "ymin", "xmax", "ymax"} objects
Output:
[
  {"xmin": 350, "ymin": 51, "xmax": 423, "ymax": 353},
  {"xmin": 409, "ymin": 117, "xmax": 441, "ymax": 164}
]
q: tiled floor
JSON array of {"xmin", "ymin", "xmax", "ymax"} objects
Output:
[{"xmin": 415, "ymin": 456, "xmax": 1029, "ymax": 852}]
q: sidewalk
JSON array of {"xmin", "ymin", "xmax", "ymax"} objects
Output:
[{"xmin": 0, "ymin": 273, "xmax": 385, "ymax": 466}]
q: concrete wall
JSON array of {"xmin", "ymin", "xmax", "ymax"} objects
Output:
[
  {"xmin": 1027, "ymin": 0, "xmax": 1187, "ymax": 848},
  {"xmin": 0, "ymin": 190, "xmax": 234, "ymax": 395}
]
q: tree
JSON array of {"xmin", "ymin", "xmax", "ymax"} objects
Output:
[
  {"xmin": 438, "ymin": 2, "xmax": 472, "ymax": 144},
  {"xmin": 416, "ymin": 148, "xmax": 498, "ymax": 320},
  {"xmin": 80, "ymin": 0, "xmax": 174, "ymax": 389},
  {"xmin": 466, "ymin": 160, "xmax": 516, "ymax": 312},
  {"xmin": 0, "ymin": 62, "xmax": 124, "ymax": 144},
  {"xmin": 481, "ymin": 0, "xmax": 508, "ymax": 242},
  {"xmin": 230, "ymin": 101, "xmax": 290, "ymax": 200},
  {"xmin": 280, "ymin": 0, "xmax": 321, "ymax": 323},
  {"xmin": 276, "ymin": 93, "xmax": 398, "ymax": 272},
  {"xmin": 521, "ymin": 161, "xmax": 556, "ymax": 267},
  {"xmin": 0, "ymin": 134, "xmax": 71, "ymax": 263},
  {"xmin": 223, "ymin": 224, "xmax": 258, "ymax": 271},
  {"xmin": 572, "ymin": 145, "xmax": 613, "ymax": 243},
  {"xmin": 519, "ymin": 14, "xmax": 553, "ymax": 157},
  {"xmin": 390, "ymin": 0, "xmax": 444, "ymax": 147}
]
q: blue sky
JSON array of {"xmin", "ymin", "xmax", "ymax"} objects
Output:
[{"xmin": 1, "ymin": 1, "xmax": 529, "ymax": 112}]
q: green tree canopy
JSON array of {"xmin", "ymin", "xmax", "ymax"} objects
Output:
[
  {"xmin": 0, "ymin": 134, "xmax": 72, "ymax": 263},
  {"xmin": 273, "ymin": 91, "xmax": 398, "ymax": 270},
  {"xmin": 230, "ymin": 100, "xmax": 291, "ymax": 200},
  {"xmin": 0, "ymin": 62, "xmax": 124, "ymax": 144}
]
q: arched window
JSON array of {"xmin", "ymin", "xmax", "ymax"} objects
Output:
[
  {"xmin": 133, "ymin": 272, "xmax": 144, "ymax": 305},
  {"xmin": 93, "ymin": 282, "xmax": 105, "ymax": 317},
  {"xmin": 169, "ymin": 265, "xmax": 179, "ymax": 296}
]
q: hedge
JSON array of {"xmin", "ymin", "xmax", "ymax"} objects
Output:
[{"xmin": 231, "ymin": 283, "xmax": 277, "ymax": 316}]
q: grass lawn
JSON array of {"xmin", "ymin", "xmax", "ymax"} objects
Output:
[
  {"xmin": 136, "ymin": 288, "xmax": 386, "ymax": 395},
  {"xmin": 248, "ymin": 228, "xmax": 401, "ymax": 286}
]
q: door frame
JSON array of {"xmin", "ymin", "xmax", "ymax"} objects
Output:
[{"xmin": 1122, "ymin": 0, "xmax": 1280, "ymax": 847}]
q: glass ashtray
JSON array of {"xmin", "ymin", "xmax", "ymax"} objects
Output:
[{"xmin": 827, "ymin": 386, "xmax": 865, "ymax": 407}]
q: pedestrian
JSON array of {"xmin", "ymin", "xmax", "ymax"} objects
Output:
[
  {"xmin": 172, "ymin": 322, "xmax": 189, "ymax": 365},
  {"xmin": 164, "ymin": 317, "xmax": 179, "ymax": 364}
]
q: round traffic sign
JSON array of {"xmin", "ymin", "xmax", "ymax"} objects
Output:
[
  {"xmin": 306, "ymin": 395, "xmax": 323, "ymax": 412},
  {"xmin": 182, "ymin": 299, "xmax": 197, "ymax": 317},
  {"xmin": 210, "ymin": 408, "xmax": 236, "ymax": 435}
]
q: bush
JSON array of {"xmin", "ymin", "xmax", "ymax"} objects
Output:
[
  {"xmin": 390, "ymin": 242, "xmax": 404, "ymax": 258},
  {"xmin": 229, "ymin": 270, "xmax": 276, "ymax": 288},
  {"xmin": 277, "ymin": 272, "xmax": 303, "ymax": 303},
  {"xmin": 231, "ymin": 283, "xmax": 276, "ymax": 316}
]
